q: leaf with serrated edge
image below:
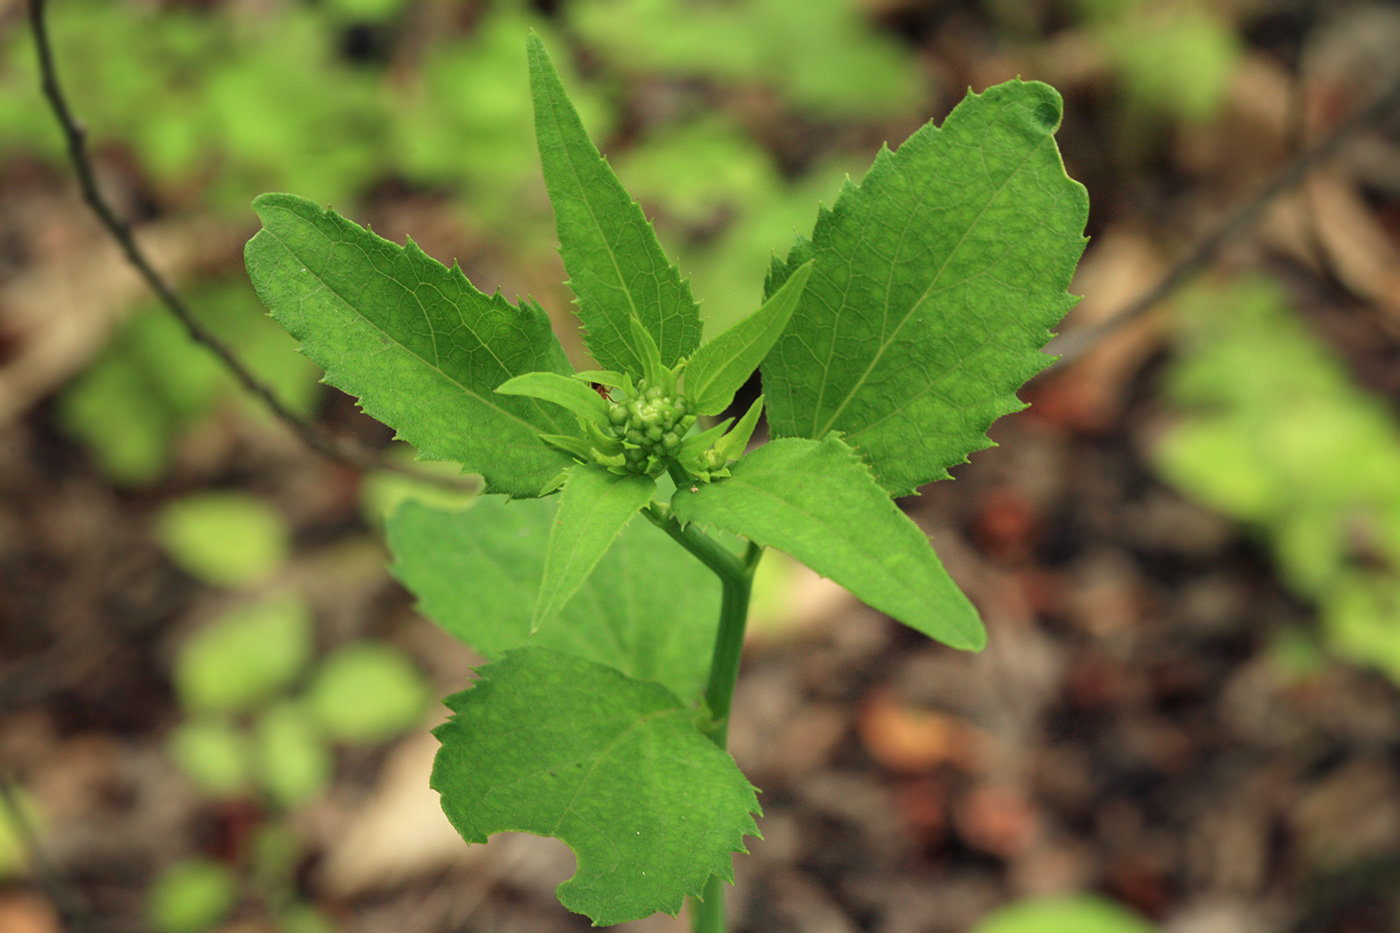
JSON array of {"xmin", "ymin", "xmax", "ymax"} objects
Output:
[
  {"xmin": 535, "ymin": 465, "xmax": 656, "ymax": 631},
  {"xmin": 528, "ymin": 34, "xmax": 702, "ymax": 372},
  {"xmin": 686, "ymin": 261, "xmax": 812, "ymax": 415},
  {"xmin": 672, "ymin": 435, "xmax": 984, "ymax": 650},
  {"xmin": 388, "ymin": 495, "xmax": 721, "ymax": 701},
  {"xmin": 432, "ymin": 648, "xmax": 760, "ymax": 925},
  {"xmin": 762, "ymin": 80, "xmax": 1089, "ymax": 496},
  {"xmin": 245, "ymin": 193, "xmax": 576, "ymax": 498}
]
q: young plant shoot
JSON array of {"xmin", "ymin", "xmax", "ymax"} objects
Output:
[{"xmin": 244, "ymin": 35, "xmax": 1088, "ymax": 930}]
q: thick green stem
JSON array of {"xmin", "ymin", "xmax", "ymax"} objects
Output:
[
  {"xmin": 643, "ymin": 504, "xmax": 761, "ymax": 933},
  {"xmin": 689, "ymin": 874, "xmax": 727, "ymax": 933}
]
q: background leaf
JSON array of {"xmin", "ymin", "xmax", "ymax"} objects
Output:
[
  {"xmin": 762, "ymin": 80, "xmax": 1089, "ymax": 496},
  {"xmin": 154, "ymin": 492, "xmax": 289, "ymax": 588},
  {"xmin": 306, "ymin": 643, "xmax": 431, "ymax": 744},
  {"xmin": 672, "ymin": 435, "xmax": 984, "ymax": 650},
  {"xmin": 972, "ymin": 894, "xmax": 1158, "ymax": 933},
  {"xmin": 389, "ymin": 495, "xmax": 721, "ymax": 702},
  {"xmin": 432, "ymin": 648, "xmax": 759, "ymax": 925},
  {"xmin": 245, "ymin": 192, "xmax": 577, "ymax": 498},
  {"xmin": 528, "ymin": 34, "xmax": 702, "ymax": 372},
  {"xmin": 174, "ymin": 594, "xmax": 313, "ymax": 715}
]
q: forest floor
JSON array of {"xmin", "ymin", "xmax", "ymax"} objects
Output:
[{"xmin": 4, "ymin": 2, "xmax": 1400, "ymax": 932}]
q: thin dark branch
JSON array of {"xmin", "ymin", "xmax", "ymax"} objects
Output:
[
  {"xmin": 28, "ymin": 0, "xmax": 474, "ymax": 493},
  {"xmin": 1046, "ymin": 70, "xmax": 1400, "ymax": 367}
]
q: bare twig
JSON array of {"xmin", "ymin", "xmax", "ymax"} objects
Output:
[
  {"xmin": 1047, "ymin": 70, "xmax": 1400, "ymax": 367},
  {"xmin": 28, "ymin": 0, "xmax": 474, "ymax": 493}
]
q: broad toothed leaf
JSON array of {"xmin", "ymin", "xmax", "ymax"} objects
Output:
[
  {"xmin": 245, "ymin": 193, "xmax": 576, "ymax": 498},
  {"xmin": 432, "ymin": 648, "xmax": 760, "ymax": 925},
  {"xmin": 672, "ymin": 435, "xmax": 984, "ymax": 650},
  {"xmin": 761, "ymin": 80, "xmax": 1089, "ymax": 496},
  {"xmin": 528, "ymin": 34, "xmax": 701, "ymax": 372},
  {"xmin": 535, "ymin": 464, "xmax": 656, "ymax": 631}
]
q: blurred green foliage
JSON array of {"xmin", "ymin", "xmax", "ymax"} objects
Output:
[
  {"xmin": 149, "ymin": 857, "xmax": 238, "ymax": 933},
  {"xmin": 973, "ymin": 894, "xmax": 1158, "ymax": 933},
  {"xmin": 306, "ymin": 642, "xmax": 432, "ymax": 744},
  {"xmin": 1074, "ymin": 0, "xmax": 1239, "ymax": 123},
  {"xmin": 59, "ymin": 279, "xmax": 321, "ymax": 487},
  {"xmin": 0, "ymin": 785, "xmax": 40, "ymax": 879},
  {"xmin": 156, "ymin": 492, "xmax": 292, "ymax": 589},
  {"xmin": 9, "ymin": 0, "xmax": 920, "ymax": 482},
  {"xmin": 150, "ymin": 490, "xmax": 431, "ymax": 929},
  {"xmin": 1156, "ymin": 278, "xmax": 1400, "ymax": 684},
  {"xmin": 174, "ymin": 593, "xmax": 312, "ymax": 715},
  {"xmin": 567, "ymin": 0, "xmax": 921, "ymax": 118}
]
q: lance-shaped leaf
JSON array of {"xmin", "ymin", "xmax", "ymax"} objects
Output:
[
  {"xmin": 685, "ymin": 261, "xmax": 812, "ymax": 415},
  {"xmin": 761, "ymin": 80, "xmax": 1089, "ymax": 496},
  {"xmin": 535, "ymin": 464, "xmax": 656, "ymax": 631},
  {"xmin": 432, "ymin": 648, "xmax": 760, "ymax": 925},
  {"xmin": 528, "ymin": 34, "xmax": 702, "ymax": 372},
  {"xmin": 712, "ymin": 395, "xmax": 765, "ymax": 463},
  {"xmin": 672, "ymin": 435, "xmax": 984, "ymax": 650},
  {"xmin": 245, "ymin": 193, "xmax": 576, "ymax": 498},
  {"xmin": 388, "ymin": 495, "xmax": 721, "ymax": 701},
  {"xmin": 496, "ymin": 371, "xmax": 611, "ymax": 427}
]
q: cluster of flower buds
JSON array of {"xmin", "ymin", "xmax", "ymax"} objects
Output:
[
  {"xmin": 606, "ymin": 382, "xmax": 696, "ymax": 475},
  {"xmin": 494, "ymin": 317, "xmax": 766, "ymax": 493}
]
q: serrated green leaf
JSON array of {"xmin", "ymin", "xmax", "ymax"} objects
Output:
[
  {"xmin": 389, "ymin": 494, "xmax": 721, "ymax": 701},
  {"xmin": 535, "ymin": 465, "xmax": 657, "ymax": 631},
  {"xmin": 245, "ymin": 192, "xmax": 577, "ymax": 498},
  {"xmin": 528, "ymin": 34, "xmax": 701, "ymax": 372},
  {"xmin": 432, "ymin": 648, "xmax": 759, "ymax": 925},
  {"xmin": 686, "ymin": 261, "xmax": 811, "ymax": 415},
  {"xmin": 762, "ymin": 80, "xmax": 1088, "ymax": 496},
  {"xmin": 672, "ymin": 435, "xmax": 984, "ymax": 650},
  {"xmin": 496, "ymin": 370, "xmax": 610, "ymax": 426}
]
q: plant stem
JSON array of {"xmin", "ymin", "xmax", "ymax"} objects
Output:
[
  {"xmin": 690, "ymin": 874, "xmax": 727, "ymax": 933},
  {"xmin": 643, "ymin": 505, "xmax": 761, "ymax": 933}
]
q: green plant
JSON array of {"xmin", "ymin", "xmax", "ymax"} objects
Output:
[
  {"xmin": 1073, "ymin": 0, "xmax": 1239, "ymax": 124},
  {"xmin": 59, "ymin": 279, "xmax": 321, "ymax": 487},
  {"xmin": 972, "ymin": 894, "xmax": 1158, "ymax": 933},
  {"xmin": 1156, "ymin": 277, "xmax": 1400, "ymax": 684},
  {"xmin": 155, "ymin": 491, "xmax": 431, "ymax": 932},
  {"xmin": 244, "ymin": 35, "xmax": 1087, "ymax": 928}
]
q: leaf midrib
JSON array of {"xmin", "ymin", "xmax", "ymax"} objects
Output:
[
  {"xmin": 538, "ymin": 81, "xmax": 653, "ymax": 369},
  {"xmin": 262, "ymin": 225, "xmax": 561, "ymax": 439},
  {"xmin": 811, "ymin": 145, "xmax": 1039, "ymax": 439}
]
